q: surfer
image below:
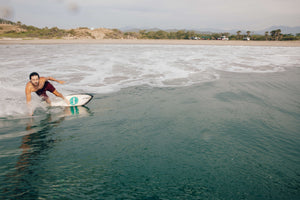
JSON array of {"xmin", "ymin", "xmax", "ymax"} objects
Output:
[{"xmin": 25, "ymin": 72, "xmax": 69, "ymax": 115}]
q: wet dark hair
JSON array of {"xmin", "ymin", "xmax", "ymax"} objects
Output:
[{"xmin": 29, "ymin": 72, "xmax": 40, "ymax": 80}]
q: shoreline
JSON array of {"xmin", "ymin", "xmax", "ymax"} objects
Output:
[{"xmin": 1, "ymin": 38, "xmax": 300, "ymax": 46}]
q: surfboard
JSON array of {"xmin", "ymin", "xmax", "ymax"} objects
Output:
[{"xmin": 51, "ymin": 94, "xmax": 93, "ymax": 107}]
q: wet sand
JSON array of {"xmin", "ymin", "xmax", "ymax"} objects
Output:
[{"xmin": 1, "ymin": 38, "xmax": 300, "ymax": 46}]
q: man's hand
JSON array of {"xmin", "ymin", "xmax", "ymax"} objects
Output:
[
  {"xmin": 58, "ymin": 80, "xmax": 65, "ymax": 84},
  {"xmin": 25, "ymin": 84, "xmax": 33, "ymax": 115},
  {"xmin": 27, "ymin": 104, "xmax": 34, "ymax": 116},
  {"xmin": 64, "ymin": 98, "xmax": 70, "ymax": 105}
]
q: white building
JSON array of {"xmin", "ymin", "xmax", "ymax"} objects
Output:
[{"xmin": 218, "ymin": 36, "xmax": 229, "ymax": 40}]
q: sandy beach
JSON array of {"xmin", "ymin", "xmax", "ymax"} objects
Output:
[{"xmin": 1, "ymin": 38, "xmax": 300, "ymax": 46}]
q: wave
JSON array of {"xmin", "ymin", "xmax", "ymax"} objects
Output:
[{"xmin": 0, "ymin": 44, "xmax": 299, "ymax": 117}]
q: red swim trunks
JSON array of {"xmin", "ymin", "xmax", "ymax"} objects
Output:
[{"xmin": 35, "ymin": 81, "xmax": 56, "ymax": 99}]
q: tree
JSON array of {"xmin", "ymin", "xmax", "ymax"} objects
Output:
[
  {"xmin": 270, "ymin": 30, "xmax": 276, "ymax": 40},
  {"xmin": 265, "ymin": 31, "xmax": 269, "ymax": 41},
  {"xmin": 154, "ymin": 30, "xmax": 168, "ymax": 39},
  {"xmin": 246, "ymin": 31, "xmax": 251, "ymax": 37},
  {"xmin": 139, "ymin": 30, "xmax": 147, "ymax": 39},
  {"xmin": 211, "ymin": 33, "xmax": 221, "ymax": 40},
  {"xmin": 271, "ymin": 29, "xmax": 282, "ymax": 40},
  {"xmin": 237, "ymin": 30, "xmax": 241, "ymax": 40},
  {"xmin": 222, "ymin": 32, "xmax": 230, "ymax": 38},
  {"xmin": 176, "ymin": 30, "xmax": 186, "ymax": 39},
  {"xmin": 185, "ymin": 31, "xmax": 195, "ymax": 39},
  {"xmin": 275, "ymin": 29, "xmax": 282, "ymax": 40},
  {"xmin": 168, "ymin": 32, "xmax": 177, "ymax": 39}
]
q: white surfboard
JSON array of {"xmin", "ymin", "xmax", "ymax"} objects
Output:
[{"xmin": 51, "ymin": 94, "xmax": 93, "ymax": 107}]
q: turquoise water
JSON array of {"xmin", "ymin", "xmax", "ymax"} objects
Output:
[{"xmin": 1, "ymin": 68, "xmax": 299, "ymax": 199}]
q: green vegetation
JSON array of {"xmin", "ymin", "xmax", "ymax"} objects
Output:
[
  {"xmin": 126, "ymin": 29, "xmax": 300, "ymax": 41},
  {"xmin": 0, "ymin": 26, "xmax": 73, "ymax": 39},
  {"xmin": 104, "ymin": 29, "xmax": 123, "ymax": 39},
  {"xmin": 123, "ymin": 32, "xmax": 139, "ymax": 39},
  {"xmin": 134, "ymin": 30, "xmax": 218, "ymax": 40},
  {"xmin": 229, "ymin": 29, "xmax": 300, "ymax": 41},
  {"xmin": 0, "ymin": 19, "xmax": 74, "ymax": 39},
  {"xmin": 1, "ymin": 19, "xmax": 300, "ymax": 40}
]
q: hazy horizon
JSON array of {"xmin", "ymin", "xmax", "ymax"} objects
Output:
[{"xmin": 1, "ymin": 0, "xmax": 299, "ymax": 31}]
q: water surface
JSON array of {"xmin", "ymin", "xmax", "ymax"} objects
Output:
[{"xmin": 0, "ymin": 44, "xmax": 299, "ymax": 199}]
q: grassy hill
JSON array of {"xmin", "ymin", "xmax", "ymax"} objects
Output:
[{"xmin": 0, "ymin": 19, "xmax": 122, "ymax": 39}]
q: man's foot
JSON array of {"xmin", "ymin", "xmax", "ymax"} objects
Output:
[{"xmin": 64, "ymin": 98, "xmax": 70, "ymax": 105}]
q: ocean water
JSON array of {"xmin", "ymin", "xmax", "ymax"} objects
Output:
[{"xmin": 0, "ymin": 44, "xmax": 299, "ymax": 199}]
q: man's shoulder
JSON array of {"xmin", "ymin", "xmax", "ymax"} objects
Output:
[
  {"xmin": 39, "ymin": 77, "xmax": 48, "ymax": 83},
  {"xmin": 25, "ymin": 81, "xmax": 33, "ymax": 91},
  {"xmin": 26, "ymin": 81, "xmax": 32, "ymax": 87}
]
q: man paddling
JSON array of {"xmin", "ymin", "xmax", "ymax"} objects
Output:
[{"xmin": 25, "ymin": 72, "xmax": 69, "ymax": 115}]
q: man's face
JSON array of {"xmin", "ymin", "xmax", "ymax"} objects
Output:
[{"xmin": 30, "ymin": 75, "xmax": 39, "ymax": 86}]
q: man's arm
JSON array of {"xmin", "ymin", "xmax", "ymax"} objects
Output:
[{"xmin": 46, "ymin": 77, "xmax": 65, "ymax": 84}]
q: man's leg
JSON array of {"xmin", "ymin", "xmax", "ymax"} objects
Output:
[
  {"xmin": 53, "ymin": 90, "xmax": 63, "ymax": 98},
  {"xmin": 53, "ymin": 90, "xmax": 69, "ymax": 105},
  {"xmin": 44, "ymin": 97, "xmax": 51, "ymax": 104},
  {"xmin": 40, "ymin": 94, "xmax": 51, "ymax": 104}
]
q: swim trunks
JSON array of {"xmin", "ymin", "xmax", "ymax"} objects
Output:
[{"xmin": 35, "ymin": 81, "xmax": 56, "ymax": 99}]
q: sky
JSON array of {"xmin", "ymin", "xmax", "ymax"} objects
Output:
[{"xmin": 1, "ymin": 0, "xmax": 299, "ymax": 31}]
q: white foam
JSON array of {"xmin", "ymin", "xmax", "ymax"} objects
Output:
[{"xmin": 1, "ymin": 44, "xmax": 299, "ymax": 117}]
